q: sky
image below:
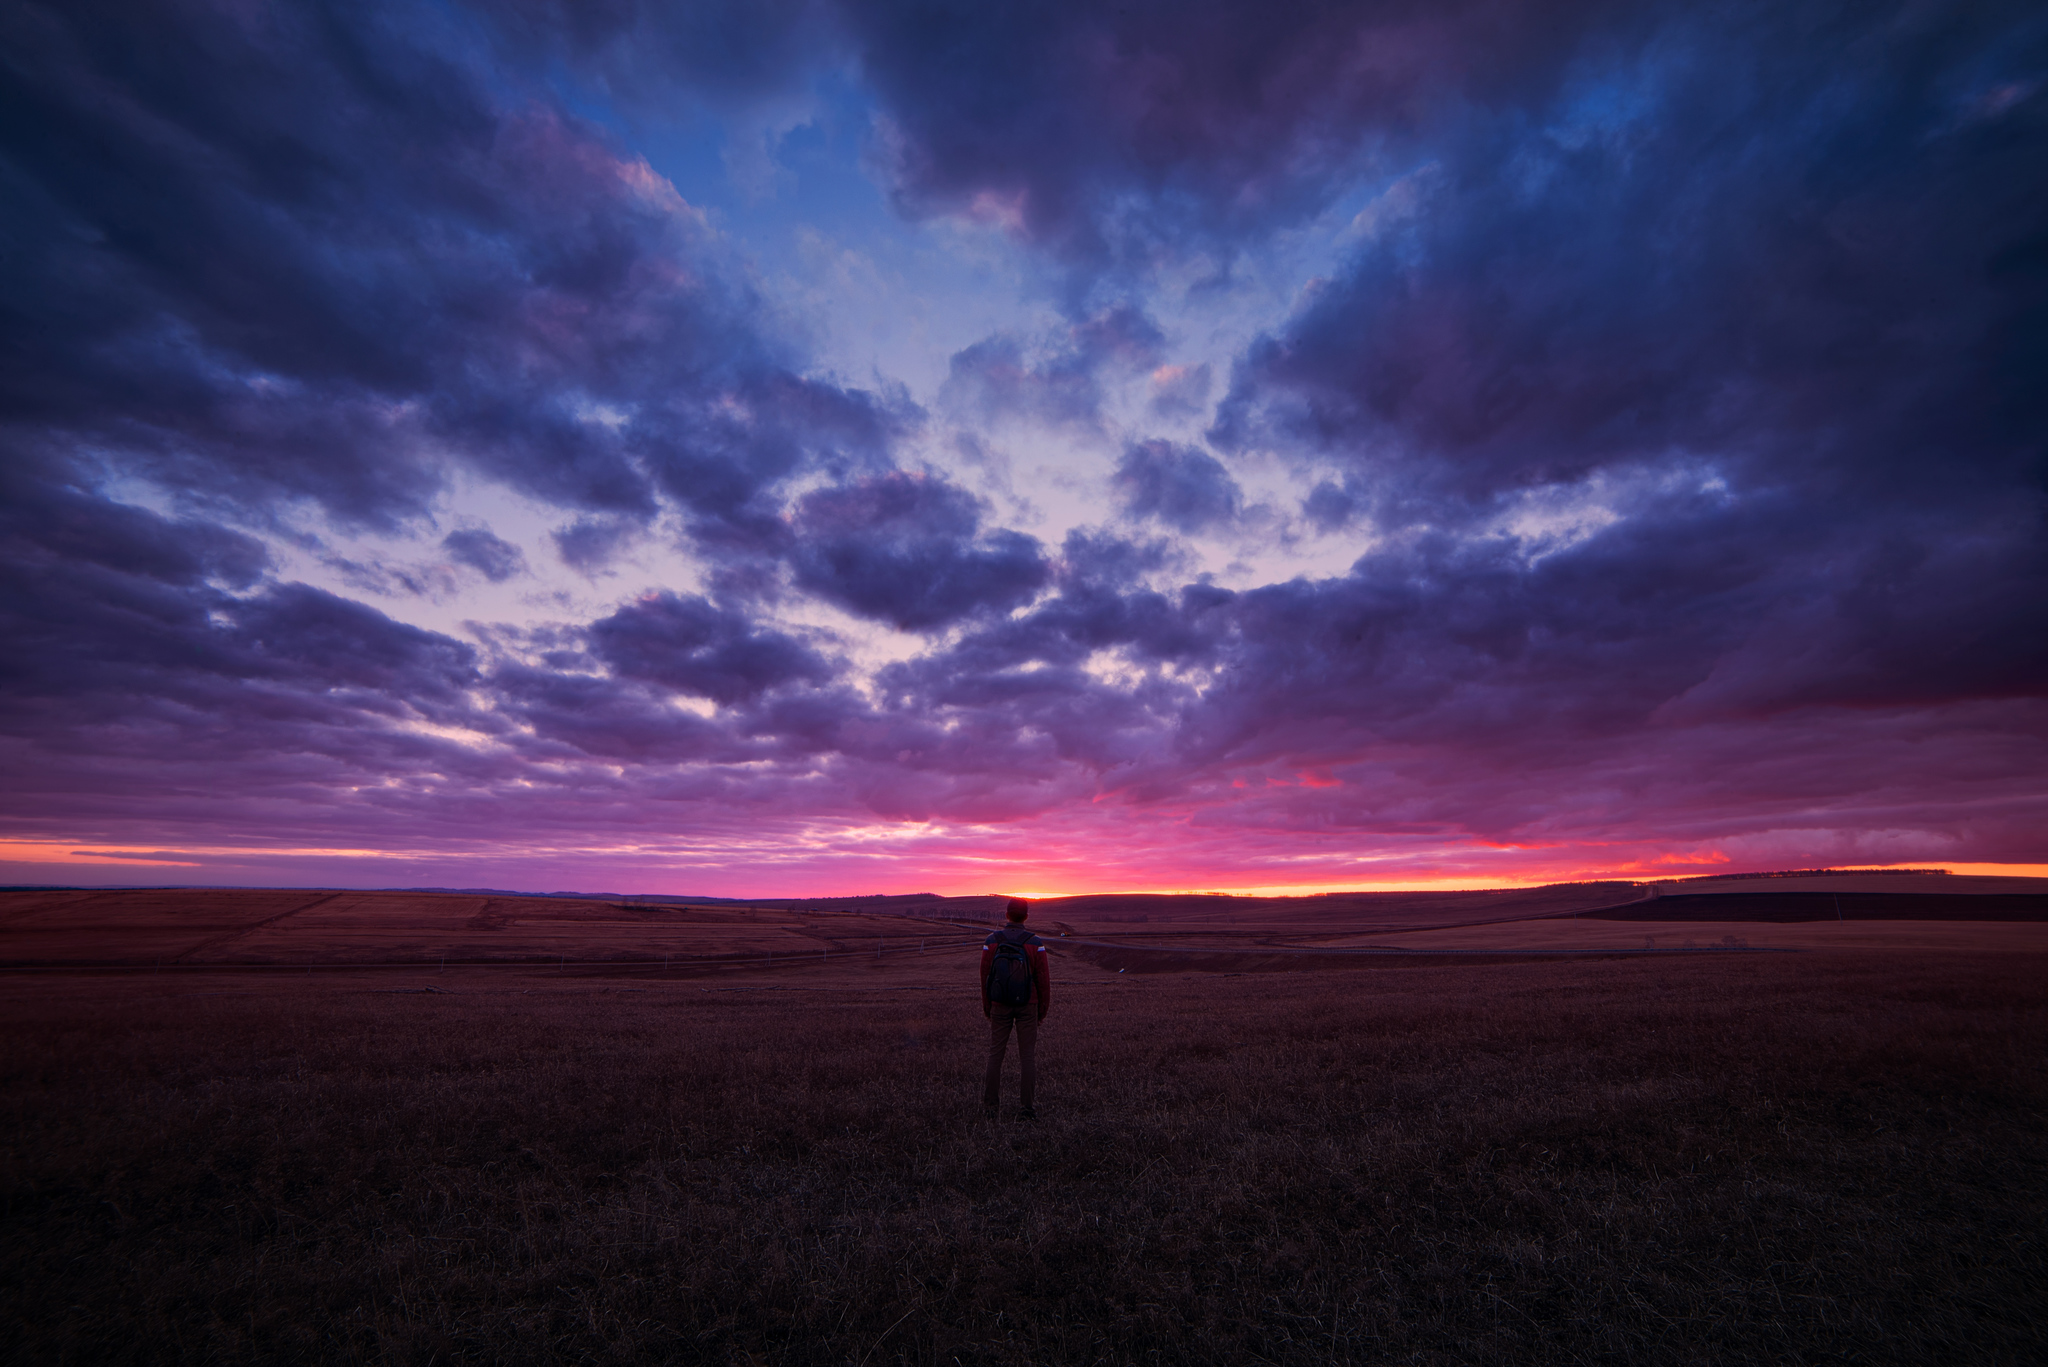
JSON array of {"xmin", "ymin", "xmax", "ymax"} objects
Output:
[{"xmin": 2, "ymin": 0, "xmax": 2044, "ymax": 897}]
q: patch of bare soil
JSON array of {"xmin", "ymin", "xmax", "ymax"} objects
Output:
[{"xmin": 1654, "ymin": 873, "xmax": 2047, "ymax": 897}]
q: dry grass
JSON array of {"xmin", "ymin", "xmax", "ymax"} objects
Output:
[
  {"xmin": 0, "ymin": 890, "xmax": 987, "ymax": 970},
  {"xmin": 1299, "ymin": 918, "xmax": 2048, "ymax": 954},
  {"xmin": 3, "ymin": 952, "xmax": 2044, "ymax": 1365},
  {"xmin": 1592, "ymin": 893, "xmax": 2048, "ymax": 922}
]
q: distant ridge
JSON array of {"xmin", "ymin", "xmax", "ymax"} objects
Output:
[{"xmin": 1667, "ymin": 868, "xmax": 1949, "ymax": 882}]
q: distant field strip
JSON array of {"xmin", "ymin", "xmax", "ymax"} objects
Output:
[
  {"xmin": 1057, "ymin": 936, "xmax": 1794, "ymax": 973},
  {"xmin": 170, "ymin": 891, "xmax": 345, "ymax": 960},
  {"xmin": 1587, "ymin": 892, "xmax": 2048, "ymax": 921},
  {"xmin": 0, "ymin": 889, "xmax": 993, "ymax": 970},
  {"xmin": 6, "ymin": 884, "xmax": 2043, "ymax": 974},
  {"xmin": 0, "ymin": 935, "xmax": 989, "ymax": 972}
]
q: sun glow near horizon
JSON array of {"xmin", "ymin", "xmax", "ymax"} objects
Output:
[{"xmin": 6, "ymin": 831, "xmax": 2047, "ymax": 900}]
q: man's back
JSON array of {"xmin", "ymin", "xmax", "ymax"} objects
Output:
[
  {"xmin": 983, "ymin": 923, "xmax": 1044, "ymax": 1005},
  {"xmin": 982, "ymin": 901, "xmax": 1050, "ymax": 1119}
]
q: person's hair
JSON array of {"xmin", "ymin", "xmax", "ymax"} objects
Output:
[{"xmin": 1005, "ymin": 899, "xmax": 1029, "ymax": 922}]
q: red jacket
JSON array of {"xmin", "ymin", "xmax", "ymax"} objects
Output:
[{"xmin": 981, "ymin": 926, "xmax": 1051, "ymax": 1016}]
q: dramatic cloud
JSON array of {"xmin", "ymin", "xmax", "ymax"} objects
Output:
[
  {"xmin": 1, "ymin": 0, "xmax": 906, "ymax": 542},
  {"xmin": 848, "ymin": 0, "xmax": 1631, "ymax": 267},
  {"xmin": 588, "ymin": 592, "xmax": 832, "ymax": 705},
  {"xmin": 1, "ymin": 0, "xmax": 2042, "ymax": 894},
  {"xmin": 443, "ymin": 528, "xmax": 527, "ymax": 582},
  {"xmin": 1113, "ymin": 440, "xmax": 1243, "ymax": 533},
  {"xmin": 1198, "ymin": 0, "xmax": 2048, "ymax": 720},
  {"xmin": 788, "ymin": 474, "xmax": 1050, "ymax": 630}
]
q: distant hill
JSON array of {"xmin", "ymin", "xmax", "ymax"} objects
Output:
[{"xmin": 1591, "ymin": 892, "xmax": 2048, "ymax": 922}]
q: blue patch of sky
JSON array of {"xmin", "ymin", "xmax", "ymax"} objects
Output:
[
  {"xmin": 534, "ymin": 48, "xmax": 1403, "ymax": 432},
  {"xmin": 521, "ymin": 46, "xmax": 1430, "ymax": 585},
  {"xmin": 545, "ymin": 63, "xmax": 1055, "ymax": 402}
]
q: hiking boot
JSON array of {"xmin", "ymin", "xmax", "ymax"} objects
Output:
[
  {"xmin": 983, "ymin": 1105, "xmax": 999, "ymax": 1121},
  {"xmin": 1016, "ymin": 1107, "xmax": 1037, "ymax": 1121}
]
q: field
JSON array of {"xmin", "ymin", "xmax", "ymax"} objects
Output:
[
  {"xmin": 0, "ymin": 883, "xmax": 1668, "ymax": 974},
  {"xmin": 3, "ymin": 884, "xmax": 2045, "ymax": 1364}
]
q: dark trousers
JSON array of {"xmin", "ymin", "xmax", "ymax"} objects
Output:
[{"xmin": 983, "ymin": 1002, "xmax": 1038, "ymax": 1110}]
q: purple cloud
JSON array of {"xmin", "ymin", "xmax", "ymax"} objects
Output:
[
  {"xmin": 1113, "ymin": 440, "xmax": 1242, "ymax": 533},
  {"xmin": 588, "ymin": 592, "xmax": 832, "ymax": 705},
  {"xmin": 442, "ymin": 528, "xmax": 527, "ymax": 582},
  {"xmin": 941, "ymin": 305, "xmax": 1165, "ymax": 431},
  {"xmin": 787, "ymin": 473, "xmax": 1051, "ymax": 631},
  {"xmin": 1147, "ymin": 363, "xmax": 1212, "ymax": 420},
  {"xmin": 550, "ymin": 516, "xmax": 641, "ymax": 574},
  {"xmin": 2, "ymin": 0, "xmax": 907, "ymax": 547},
  {"xmin": 845, "ymin": 0, "xmax": 1625, "ymax": 267}
]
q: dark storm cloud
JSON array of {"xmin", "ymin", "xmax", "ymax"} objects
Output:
[
  {"xmin": 0, "ymin": 0, "xmax": 938, "ymax": 851},
  {"xmin": 787, "ymin": 473, "xmax": 1051, "ymax": 631},
  {"xmin": 1058, "ymin": 527, "xmax": 1181, "ymax": 587},
  {"xmin": 1112, "ymin": 440, "xmax": 1242, "ymax": 533},
  {"xmin": 442, "ymin": 528, "xmax": 527, "ymax": 582},
  {"xmin": 1208, "ymin": 5, "xmax": 2048, "ymax": 513},
  {"xmin": 1, "ymin": 473, "xmax": 270, "ymax": 593},
  {"xmin": 634, "ymin": 372, "xmax": 917, "ymax": 540},
  {"xmin": 440, "ymin": 0, "xmax": 2046, "ymax": 743},
  {"xmin": 230, "ymin": 584, "xmax": 481, "ymax": 708},
  {"xmin": 843, "ymin": 454, "xmax": 2043, "ymax": 838},
  {"xmin": 550, "ymin": 516, "xmax": 642, "ymax": 574},
  {"xmin": 1, "ymin": 482, "xmax": 267, "ymax": 704},
  {"xmin": 1187, "ymin": 0, "xmax": 2048, "ymax": 724},
  {"xmin": 0, "ymin": 491, "xmax": 478, "ymax": 734},
  {"xmin": 483, "ymin": 0, "xmax": 836, "ymax": 107},
  {"xmin": 1301, "ymin": 479, "xmax": 1362, "ymax": 532},
  {"xmin": 869, "ymin": 527, "xmax": 1204, "ymax": 689},
  {"xmin": 486, "ymin": 663, "xmax": 738, "ymax": 765},
  {"xmin": 588, "ymin": 592, "xmax": 832, "ymax": 705},
  {"xmin": 872, "ymin": 530, "xmax": 1232, "ymax": 713},
  {"xmin": 470, "ymin": 0, "xmax": 1630, "ymax": 272},
  {"xmin": 845, "ymin": 0, "xmax": 1630, "ymax": 267},
  {"xmin": 0, "ymin": 0, "xmax": 904, "ymax": 541},
  {"xmin": 0, "ymin": 481, "xmax": 815, "ymax": 798}
]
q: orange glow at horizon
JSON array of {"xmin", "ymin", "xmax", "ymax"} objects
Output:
[
  {"xmin": 984, "ymin": 862, "xmax": 2048, "ymax": 899},
  {"xmin": 3, "ymin": 835, "xmax": 2045, "ymax": 897},
  {"xmin": 0, "ymin": 841, "xmax": 202, "ymax": 868}
]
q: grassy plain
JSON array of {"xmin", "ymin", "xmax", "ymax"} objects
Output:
[
  {"xmin": 0, "ymin": 881, "xmax": 1664, "ymax": 972},
  {"xmin": 1306, "ymin": 919, "xmax": 2048, "ymax": 954},
  {"xmin": 0, "ymin": 889, "xmax": 992, "ymax": 971},
  {"xmin": 4, "ymin": 940, "xmax": 2044, "ymax": 1365}
]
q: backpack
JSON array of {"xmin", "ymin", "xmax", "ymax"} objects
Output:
[{"xmin": 986, "ymin": 928, "xmax": 1037, "ymax": 1006}]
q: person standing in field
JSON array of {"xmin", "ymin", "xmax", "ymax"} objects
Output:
[{"xmin": 982, "ymin": 899, "xmax": 1051, "ymax": 1120}]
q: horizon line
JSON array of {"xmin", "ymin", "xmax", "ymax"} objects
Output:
[{"xmin": 8, "ymin": 862, "xmax": 2047, "ymax": 901}]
